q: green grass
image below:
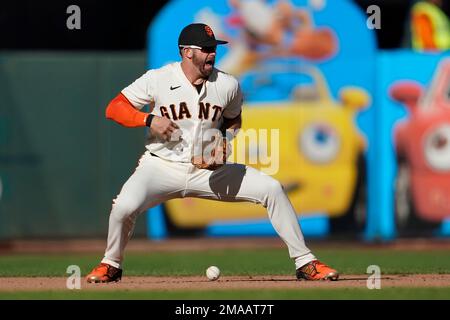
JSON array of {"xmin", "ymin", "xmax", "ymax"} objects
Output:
[
  {"xmin": 1, "ymin": 247, "xmax": 450, "ymax": 300},
  {"xmin": 1, "ymin": 288, "xmax": 450, "ymax": 300},
  {"xmin": 1, "ymin": 248, "xmax": 450, "ymax": 277}
]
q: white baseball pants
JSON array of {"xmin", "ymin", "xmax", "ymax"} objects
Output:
[{"xmin": 101, "ymin": 151, "xmax": 316, "ymax": 269}]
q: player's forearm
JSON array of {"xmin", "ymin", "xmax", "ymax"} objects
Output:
[{"xmin": 105, "ymin": 93, "xmax": 150, "ymax": 127}]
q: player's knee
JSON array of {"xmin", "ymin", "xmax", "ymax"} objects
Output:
[
  {"xmin": 263, "ymin": 177, "xmax": 284, "ymax": 198},
  {"xmin": 111, "ymin": 198, "xmax": 140, "ymax": 221}
]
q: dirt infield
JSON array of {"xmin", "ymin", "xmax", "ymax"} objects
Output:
[
  {"xmin": 1, "ymin": 274, "xmax": 449, "ymax": 291},
  {"xmin": 2, "ymin": 238, "xmax": 450, "ymax": 291}
]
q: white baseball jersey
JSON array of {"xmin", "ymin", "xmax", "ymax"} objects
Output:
[
  {"xmin": 121, "ymin": 62, "xmax": 243, "ymax": 162},
  {"xmin": 99, "ymin": 61, "xmax": 317, "ymax": 273}
]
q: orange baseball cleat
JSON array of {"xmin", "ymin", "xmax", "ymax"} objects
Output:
[
  {"xmin": 86, "ymin": 263, "xmax": 122, "ymax": 283},
  {"xmin": 296, "ymin": 260, "xmax": 339, "ymax": 281}
]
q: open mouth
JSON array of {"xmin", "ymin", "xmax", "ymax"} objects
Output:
[{"xmin": 205, "ymin": 59, "xmax": 214, "ymax": 66}]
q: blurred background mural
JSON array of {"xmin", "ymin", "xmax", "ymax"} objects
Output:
[{"xmin": 0, "ymin": 0, "xmax": 449, "ymax": 240}]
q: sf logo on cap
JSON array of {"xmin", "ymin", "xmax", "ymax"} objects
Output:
[{"xmin": 204, "ymin": 25, "xmax": 214, "ymax": 37}]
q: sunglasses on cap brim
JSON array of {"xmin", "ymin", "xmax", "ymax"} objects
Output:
[{"xmin": 179, "ymin": 45, "xmax": 217, "ymax": 53}]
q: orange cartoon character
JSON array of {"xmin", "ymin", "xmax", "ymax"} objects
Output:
[{"xmin": 218, "ymin": 0, "xmax": 338, "ymax": 76}]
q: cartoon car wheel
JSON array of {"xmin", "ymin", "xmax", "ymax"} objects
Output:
[
  {"xmin": 329, "ymin": 153, "xmax": 367, "ymax": 233},
  {"xmin": 394, "ymin": 158, "xmax": 441, "ymax": 235}
]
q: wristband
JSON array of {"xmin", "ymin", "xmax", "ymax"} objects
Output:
[{"xmin": 145, "ymin": 114, "xmax": 155, "ymax": 127}]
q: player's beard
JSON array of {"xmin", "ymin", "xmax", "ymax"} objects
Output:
[{"xmin": 192, "ymin": 51, "xmax": 214, "ymax": 78}]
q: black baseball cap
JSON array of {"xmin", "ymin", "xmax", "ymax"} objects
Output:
[{"xmin": 178, "ymin": 23, "xmax": 228, "ymax": 48}]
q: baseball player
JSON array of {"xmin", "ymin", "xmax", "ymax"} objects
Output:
[{"xmin": 86, "ymin": 23, "xmax": 338, "ymax": 283}]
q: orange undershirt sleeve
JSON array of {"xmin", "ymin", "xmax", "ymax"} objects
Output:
[{"xmin": 105, "ymin": 93, "xmax": 150, "ymax": 127}]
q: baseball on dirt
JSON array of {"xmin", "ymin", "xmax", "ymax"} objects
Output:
[{"xmin": 206, "ymin": 266, "xmax": 220, "ymax": 281}]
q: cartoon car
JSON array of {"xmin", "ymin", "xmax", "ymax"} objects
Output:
[
  {"xmin": 165, "ymin": 65, "xmax": 369, "ymax": 229},
  {"xmin": 390, "ymin": 58, "xmax": 450, "ymax": 224}
]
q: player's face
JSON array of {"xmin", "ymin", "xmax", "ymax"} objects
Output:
[{"xmin": 192, "ymin": 46, "xmax": 216, "ymax": 78}]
